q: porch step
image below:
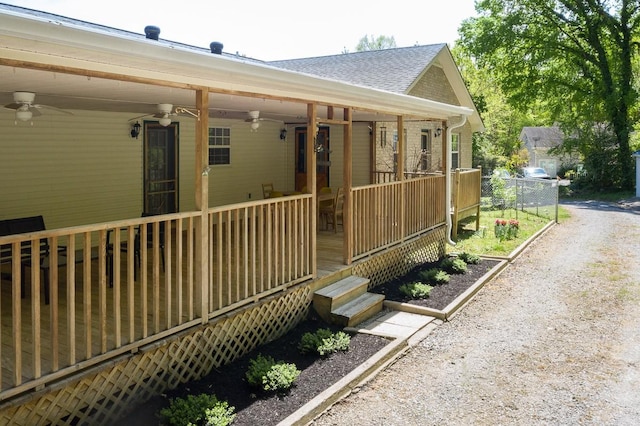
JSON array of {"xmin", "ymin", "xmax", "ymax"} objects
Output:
[
  {"xmin": 331, "ymin": 292, "xmax": 386, "ymax": 327},
  {"xmin": 313, "ymin": 275, "xmax": 384, "ymax": 327}
]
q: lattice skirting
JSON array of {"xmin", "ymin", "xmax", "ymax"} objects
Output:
[
  {"xmin": 353, "ymin": 226, "xmax": 446, "ymax": 289},
  {"xmin": 0, "ymin": 286, "xmax": 312, "ymax": 426}
]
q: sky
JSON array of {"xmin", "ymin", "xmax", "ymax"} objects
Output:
[{"xmin": 3, "ymin": 0, "xmax": 478, "ymax": 60}]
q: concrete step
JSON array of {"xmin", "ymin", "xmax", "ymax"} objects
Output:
[
  {"xmin": 313, "ymin": 276, "xmax": 370, "ymax": 322},
  {"xmin": 331, "ymin": 292, "xmax": 385, "ymax": 327}
]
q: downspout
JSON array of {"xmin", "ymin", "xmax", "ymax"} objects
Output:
[{"xmin": 446, "ymin": 115, "xmax": 467, "ymax": 246}]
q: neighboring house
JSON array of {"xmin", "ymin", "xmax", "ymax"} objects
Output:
[
  {"xmin": 271, "ymin": 45, "xmax": 484, "ymax": 180},
  {"xmin": 519, "ymin": 125, "xmax": 581, "ymax": 177},
  {"xmin": 0, "ymin": 4, "xmax": 481, "ymax": 424}
]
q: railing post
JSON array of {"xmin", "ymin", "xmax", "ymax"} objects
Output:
[{"xmin": 195, "ymin": 88, "xmax": 209, "ymax": 322}]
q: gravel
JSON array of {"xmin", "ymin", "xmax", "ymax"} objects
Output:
[{"xmin": 312, "ymin": 200, "xmax": 640, "ymax": 426}]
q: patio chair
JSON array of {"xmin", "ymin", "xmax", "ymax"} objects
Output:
[
  {"xmin": 109, "ymin": 212, "xmax": 165, "ymax": 282},
  {"xmin": 262, "ymin": 183, "xmax": 274, "ymax": 199},
  {"xmin": 324, "ymin": 187, "xmax": 344, "ymax": 233}
]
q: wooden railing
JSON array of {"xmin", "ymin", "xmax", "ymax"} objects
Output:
[
  {"xmin": 351, "ymin": 175, "xmax": 446, "ymax": 260},
  {"xmin": 0, "ymin": 212, "xmax": 201, "ymax": 399},
  {"xmin": 373, "ymin": 170, "xmax": 443, "ymax": 184},
  {"xmin": 451, "ymin": 168, "xmax": 482, "ymax": 239},
  {"xmin": 207, "ymin": 195, "xmax": 313, "ymax": 317}
]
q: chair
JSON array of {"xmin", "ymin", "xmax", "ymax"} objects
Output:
[
  {"xmin": 324, "ymin": 188, "xmax": 344, "ymax": 233},
  {"xmin": 318, "ymin": 187, "xmax": 333, "ymax": 229},
  {"xmin": 109, "ymin": 212, "xmax": 165, "ymax": 282},
  {"xmin": 262, "ymin": 183, "xmax": 274, "ymax": 199}
]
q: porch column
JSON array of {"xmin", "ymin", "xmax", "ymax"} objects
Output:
[
  {"xmin": 307, "ymin": 103, "xmax": 318, "ymax": 275},
  {"xmin": 343, "ymin": 108, "xmax": 353, "ymax": 264},
  {"xmin": 396, "ymin": 115, "xmax": 405, "ymax": 239},
  {"xmin": 195, "ymin": 88, "xmax": 209, "ymax": 322}
]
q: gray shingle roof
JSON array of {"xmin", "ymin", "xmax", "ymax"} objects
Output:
[{"xmin": 268, "ymin": 44, "xmax": 447, "ymax": 94}]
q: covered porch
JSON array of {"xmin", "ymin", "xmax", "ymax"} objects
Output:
[{"xmin": 0, "ymin": 7, "xmax": 474, "ymax": 418}]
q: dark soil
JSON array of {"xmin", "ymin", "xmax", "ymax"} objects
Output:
[
  {"xmin": 120, "ymin": 316, "xmax": 389, "ymax": 426},
  {"xmin": 371, "ymin": 258, "xmax": 501, "ymax": 310},
  {"xmin": 120, "ymin": 258, "xmax": 497, "ymax": 425}
]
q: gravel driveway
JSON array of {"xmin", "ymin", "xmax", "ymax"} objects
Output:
[{"xmin": 312, "ymin": 200, "xmax": 640, "ymax": 425}]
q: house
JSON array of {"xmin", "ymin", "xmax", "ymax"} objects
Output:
[
  {"xmin": 270, "ymin": 44, "xmax": 484, "ymax": 180},
  {"xmin": 519, "ymin": 125, "xmax": 581, "ymax": 177},
  {"xmin": 0, "ymin": 4, "xmax": 480, "ymax": 423}
]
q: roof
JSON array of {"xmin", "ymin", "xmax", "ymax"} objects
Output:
[
  {"xmin": 519, "ymin": 126, "xmax": 565, "ymax": 148},
  {"xmin": 269, "ymin": 45, "xmax": 484, "ymax": 132},
  {"xmin": 268, "ymin": 45, "xmax": 446, "ymax": 94},
  {"xmin": 0, "ymin": 3, "xmax": 475, "ymax": 123}
]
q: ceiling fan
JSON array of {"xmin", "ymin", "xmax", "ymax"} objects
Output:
[
  {"xmin": 130, "ymin": 103, "xmax": 200, "ymax": 126},
  {"xmin": 244, "ymin": 110, "xmax": 280, "ymax": 131},
  {"xmin": 4, "ymin": 91, "xmax": 73, "ymax": 123}
]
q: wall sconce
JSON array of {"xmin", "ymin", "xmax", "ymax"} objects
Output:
[
  {"xmin": 130, "ymin": 121, "xmax": 141, "ymax": 139},
  {"xmin": 279, "ymin": 128, "xmax": 288, "ymax": 140},
  {"xmin": 435, "ymin": 127, "xmax": 442, "ymax": 137}
]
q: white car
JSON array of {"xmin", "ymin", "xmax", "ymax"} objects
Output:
[{"xmin": 522, "ymin": 167, "xmax": 552, "ymax": 179}]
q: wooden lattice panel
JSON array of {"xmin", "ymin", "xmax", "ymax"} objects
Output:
[
  {"xmin": 0, "ymin": 286, "xmax": 311, "ymax": 425},
  {"xmin": 353, "ymin": 226, "xmax": 446, "ymax": 289}
]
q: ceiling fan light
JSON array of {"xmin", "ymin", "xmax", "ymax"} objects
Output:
[
  {"xmin": 250, "ymin": 121, "xmax": 260, "ymax": 131},
  {"xmin": 159, "ymin": 116, "xmax": 172, "ymax": 127},
  {"xmin": 15, "ymin": 109, "xmax": 33, "ymax": 122}
]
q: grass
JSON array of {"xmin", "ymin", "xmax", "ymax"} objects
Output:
[
  {"xmin": 449, "ymin": 207, "xmax": 569, "ymax": 257},
  {"xmin": 450, "ymin": 188, "xmax": 635, "ymax": 257}
]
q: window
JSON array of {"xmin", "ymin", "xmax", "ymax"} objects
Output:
[
  {"xmin": 208, "ymin": 127, "xmax": 230, "ymax": 165},
  {"xmin": 451, "ymin": 133, "xmax": 460, "ymax": 169},
  {"xmin": 420, "ymin": 129, "xmax": 432, "ymax": 171}
]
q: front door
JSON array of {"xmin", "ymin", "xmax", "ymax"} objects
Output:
[
  {"xmin": 295, "ymin": 127, "xmax": 330, "ymax": 192},
  {"xmin": 144, "ymin": 122, "xmax": 178, "ymax": 214}
]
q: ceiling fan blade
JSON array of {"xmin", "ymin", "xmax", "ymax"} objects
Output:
[
  {"xmin": 33, "ymin": 104, "xmax": 73, "ymax": 115},
  {"xmin": 4, "ymin": 102, "xmax": 22, "ymax": 110},
  {"xmin": 128, "ymin": 113, "xmax": 153, "ymax": 122},
  {"xmin": 29, "ymin": 107, "xmax": 43, "ymax": 117}
]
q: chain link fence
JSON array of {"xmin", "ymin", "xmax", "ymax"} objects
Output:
[{"xmin": 481, "ymin": 176, "xmax": 559, "ymax": 222}]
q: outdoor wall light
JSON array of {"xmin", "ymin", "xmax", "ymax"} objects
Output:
[
  {"xmin": 280, "ymin": 128, "xmax": 287, "ymax": 140},
  {"xmin": 435, "ymin": 127, "xmax": 443, "ymax": 137},
  {"xmin": 130, "ymin": 121, "xmax": 141, "ymax": 139}
]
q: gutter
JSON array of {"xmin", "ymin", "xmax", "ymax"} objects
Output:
[{"xmin": 446, "ymin": 115, "xmax": 468, "ymax": 246}]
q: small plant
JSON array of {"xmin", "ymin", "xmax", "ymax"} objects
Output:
[
  {"xmin": 299, "ymin": 328, "xmax": 351, "ymax": 356},
  {"xmin": 399, "ymin": 281, "xmax": 433, "ymax": 299},
  {"xmin": 246, "ymin": 354, "xmax": 300, "ymax": 392},
  {"xmin": 494, "ymin": 218, "xmax": 519, "ymax": 241},
  {"xmin": 417, "ymin": 268, "xmax": 450, "ymax": 285},
  {"xmin": 458, "ymin": 252, "xmax": 481, "ymax": 265},
  {"xmin": 159, "ymin": 393, "xmax": 235, "ymax": 426},
  {"xmin": 439, "ymin": 257, "xmax": 468, "ymax": 274}
]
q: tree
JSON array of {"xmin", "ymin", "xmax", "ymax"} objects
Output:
[
  {"xmin": 452, "ymin": 45, "xmax": 539, "ymax": 174},
  {"xmin": 356, "ymin": 35, "xmax": 397, "ymax": 51},
  {"xmin": 458, "ymin": 0, "xmax": 640, "ymax": 189}
]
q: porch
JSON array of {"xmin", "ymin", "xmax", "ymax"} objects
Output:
[{"xmin": 0, "ymin": 176, "xmax": 446, "ymax": 400}]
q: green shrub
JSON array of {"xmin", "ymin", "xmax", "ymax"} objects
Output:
[
  {"xmin": 439, "ymin": 258, "xmax": 468, "ymax": 274},
  {"xmin": 245, "ymin": 354, "xmax": 300, "ymax": 392},
  {"xmin": 399, "ymin": 282, "xmax": 433, "ymax": 299},
  {"xmin": 417, "ymin": 268, "xmax": 450, "ymax": 285},
  {"xmin": 299, "ymin": 328, "xmax": 351, "ymax": 356},
  {"xmin": 458, "ymin": 252, "xmax": 481, "ymax": 265},
  {"xmin": 159, "ymin": 393, "xmax": 235, "ymax": 426}
]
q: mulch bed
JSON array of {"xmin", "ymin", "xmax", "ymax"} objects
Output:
[
  {"xmin": 371, "ymin": 258, "xmax": 501, "ymax": 310},
  {"xmin": 121, "ymin": 315, "xmax": 389, "ymax": 426},
  {"xmin": 120, "ymin": 258, "xmax": 498, "ymax": 425}
]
